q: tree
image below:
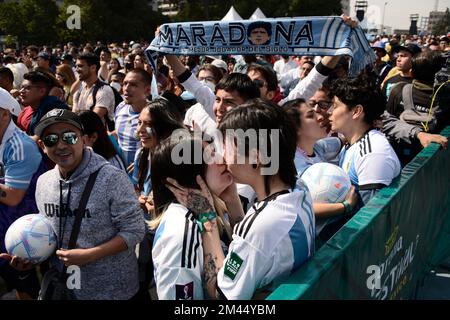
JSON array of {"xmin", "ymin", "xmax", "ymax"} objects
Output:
[
  {"xmin": 57, "ymin": 0, "xmax": 169, "ymax": 44},
  {"xmin": 0, "ymin": 0, "xmax": 59, "ymax": 46},
  {"xmin": 432, "ymin": 8, "xmax": 450, "ymax": 35}
]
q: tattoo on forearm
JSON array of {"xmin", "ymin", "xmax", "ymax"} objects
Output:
[
  {"xmin": 187, "ymin": 192, "xmax": 212, "ymax": 214},
  {"xmin": 0, "ymin": 190, "xmax": 6, "ymax": 198},
  {"xmin": 204, "ymin": 253, "xmax": 218, "ymax": 284}
]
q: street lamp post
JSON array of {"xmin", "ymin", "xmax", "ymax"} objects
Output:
[{"xmin": 381, "ymin": 2, "xmax": 388, "ymax": 35}]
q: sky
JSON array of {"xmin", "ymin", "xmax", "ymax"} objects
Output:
[{"xmin": 349, "ymin": 0, "xmax": 450, "ymax": 30}]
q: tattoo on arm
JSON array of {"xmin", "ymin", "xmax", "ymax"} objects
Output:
[
  {"xmin": 204, "ymin": 253, "xmax": 218, "ymax": 284},
  {"xmin": 0, "ymin": 190, "xmax": 6, "ymax": 198}
]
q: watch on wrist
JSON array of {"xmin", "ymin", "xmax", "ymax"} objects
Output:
[{"xmin": 342, "ymin": 200, "xmax": 352, "ymax": 216}]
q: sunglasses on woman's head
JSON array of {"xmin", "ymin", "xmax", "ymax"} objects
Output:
[{"xmin": 42, "ymin": 131, "xmax": 79, "ymax": 148}]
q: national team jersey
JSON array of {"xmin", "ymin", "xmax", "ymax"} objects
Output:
[
  {"xmin": 216, "ymin": 184, "xmax": 315, "ymax": 300},
  {"xmin": 152, "ymin": 203, "xmax": 204, "ymax": 300},
  {"xmin": 0, "ymin": 121, "xmax": 42, "ymax": 190},
  {"xmin": 1, "ymin": 121, "xmax": 44, "ymax": 256},
  {"xmin": 236, "ymin": 183, "xmax": 257, "ymax": 213},
  {"xmin": 294, "ymin": 137, "xmax": 342, "ymax": 176},
  {"xmin": 339, "ymin": 129, "xmax": 401, "ymax": 189},
  {"xmin": 131, "ymin": 148, "xmax": 151, "ymax": 197},
  {"xmin": 114, "ymin": 102, "xmax": 141, "ymax": 167}
]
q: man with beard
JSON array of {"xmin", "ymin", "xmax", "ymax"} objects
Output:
[{"xmin": 72, "ymin": 53, "xmax": 115, "ymax": 128}]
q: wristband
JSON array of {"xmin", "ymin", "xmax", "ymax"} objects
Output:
[
  {"xmin": 195, "ymin": 211, "xmax": 217, "ymax": 233},
  {"xmin": 342, "ymin": 200, "xmax": 352, "ymax": 215}
]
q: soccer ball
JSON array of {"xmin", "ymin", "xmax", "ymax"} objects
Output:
[
  {"xmin": 4, "ymin": 214, "xmax": 57, "ymax": 264},
  {"xmin": 301, "ymin": 163, "xmax": 351, "ymax": 203}
]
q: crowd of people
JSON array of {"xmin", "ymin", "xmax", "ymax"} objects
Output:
[{"xmin": 0, "ymin": 21, "xmax": 449, "ymax": 300}]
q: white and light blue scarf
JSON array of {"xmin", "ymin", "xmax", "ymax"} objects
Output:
[{"xmin": 145, "ymin": 16, "xmax": 376, "ymax": 77}]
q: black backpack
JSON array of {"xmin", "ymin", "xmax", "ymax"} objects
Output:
[{"xmin": 90, "ymin": 80, "xmax": 123, "ymax": 131}]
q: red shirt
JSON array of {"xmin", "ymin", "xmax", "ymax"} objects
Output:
[{"xmin": 17, "ymin": 106, "xmax": 34, "ymax": 133}]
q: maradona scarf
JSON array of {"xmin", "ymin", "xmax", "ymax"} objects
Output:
[{"xmin": 145, "ymin": 16, "xmax": 376, "ymax": 77}]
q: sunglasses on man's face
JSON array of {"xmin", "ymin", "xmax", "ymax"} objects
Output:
[{"xmin": 42, "ymin": 131, "xmax": 79, "ymax": 148}]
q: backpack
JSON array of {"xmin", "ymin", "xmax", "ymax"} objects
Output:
[
  {"xmin": 90, "ymin": 79, "xmax": 123, "ymax": 131},
  {"xmin": 399, "ymin": 83, "xmax": 436, "ymax": 132}
]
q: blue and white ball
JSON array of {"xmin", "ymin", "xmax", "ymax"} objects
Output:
[
  {"xmin": 301, "ymin": 163, "xmax": 351, "ymax": 203},
  {"xmin": 4, "ymin": 214, "xmax": 57, "ymax": 264}
]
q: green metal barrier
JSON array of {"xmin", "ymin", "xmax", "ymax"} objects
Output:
[{"xmin": 268, "ymin": 126, "xmax": 450, "ymax": 300}]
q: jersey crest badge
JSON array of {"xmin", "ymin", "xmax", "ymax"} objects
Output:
[
  {"xmin": 224, "ymin": 252, "xmax": 243, "ymax": 280},
  {"xmin": 175, "ymin": 281, "xmax": 194, "ymax": 300}
]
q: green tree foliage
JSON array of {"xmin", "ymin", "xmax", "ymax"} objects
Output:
[
  {"xmin": 432, "ymin": 8, "xmax": 450, "ymax": 35},
  {"xmin": 0, "ymin": 0, "xmax": 59, "ymax": 45},
  {"xmin": 58, "ymin": 0, "xmax": 169, "ymax": 43},
  {"xmin": 0, "ymin": 0, "xmax": 169, "ymax": 46}
]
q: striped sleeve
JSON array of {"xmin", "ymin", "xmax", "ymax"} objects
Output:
[
  {"xmin": 152, "ymin": 207, "xmax": 204, "ymax": 300},
  {"xmin": 3, "ymin": 133, "xmax": 42, "ymax": 190}
]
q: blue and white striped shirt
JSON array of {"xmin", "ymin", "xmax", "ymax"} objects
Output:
[
  {"xmin": 0, "ymin": 121, "xmax": 42, "ymax": 190},
  {"xmin": 114, "ymin": 102, "xmax": 141, "ymax": 167}
]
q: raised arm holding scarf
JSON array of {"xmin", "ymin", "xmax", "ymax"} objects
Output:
[{"xmin": 145, "ymin": 16, "xmax": 376, "ymax": 77}]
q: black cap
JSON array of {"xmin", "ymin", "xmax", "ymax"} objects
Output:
[
  {"xmin": 35, "ymin": 109, "xmax": 84, "ymax": 137},
  {"xmin": 393, "ymin": 43, "xmax": 421, "ymax": 56}
]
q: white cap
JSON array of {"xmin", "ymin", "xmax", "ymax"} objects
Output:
[
  {"xmin": 211, "ymin": 59, "xmax": 228, "ymax": 72},
  {"xmin": 0, "ymin": 87, "xmax": 20, "ymax": 117}
]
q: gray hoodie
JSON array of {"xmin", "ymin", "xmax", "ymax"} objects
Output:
[{"xmin": 36, "ymin": 147, "xmax": 145, "ymax": 300}]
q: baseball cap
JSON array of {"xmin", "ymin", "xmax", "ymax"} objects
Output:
[
  {"xmin": 0, "ymin": 87, "xmax": 21, "ymax": 117},
  {"xmin": 35, "ymin": 109, "xmax": 84, "ymax": 138},
  {"xmin": 211, "ymin": 59, "xmax": 228, "ymax": 72},
  {"xmin": 372, "ymin": 41, "xmax": 387, "ymax": 55},
  {"xmin": 393, "ymin": 43, "xmax": 421, "ymax": 56},
  {"xmin": 37, "ymin": 52, "xmax": 51, "ymax": 60}
]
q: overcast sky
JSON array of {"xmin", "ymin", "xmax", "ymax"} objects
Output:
[{"xmin": 349, "ymin": 0, "xmax": 450, "ymax": 30}]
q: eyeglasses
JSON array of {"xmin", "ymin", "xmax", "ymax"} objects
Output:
[
  {"xmin": 308, "ymin": 100, "xmax": 332, "ymax": 110},
  {"xmin": 252, "ymin": 79, "xmax": 266, "ymax": 88},
  {"xmin": 42, "ymin": 132, "xmax": 79, "ymax": 148}
]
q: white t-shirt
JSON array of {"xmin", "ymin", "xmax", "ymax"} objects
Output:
[
  {"xmin": 152, "ymin": 203, "xmax": 204, "ymax": 300},
  {"xmin": 183, "ymin": 103, "xmax": 217, "ymax": 138},
  {"xmin": 217, "ymin": 185, "xmax": 315, "ymax": 300},
  {"xmin": 73, "ymin": 81, "xmax": 115, "ymax": 121},
  {"xmin": 339, "ymin": 129, "xmax": 401, "ymax": 188},
  {"xmin": 274, "ymin": 58, "xmax": 298, "ymax": 78}
]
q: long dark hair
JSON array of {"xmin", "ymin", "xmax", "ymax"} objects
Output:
[
  {"xmin": 151, "ymin": 135, "xmax": 232, "ymax": 239},
  {"xmin": 151, "ymin": 135, "xmax": 205, "ymax": 218},
  {"xmin": 137, "ymin": 98, "xmax": 185, "ymax": 192},
  {"xmin": 78, "ymin": 110, "xmax": 118, "ymax": 161}
]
